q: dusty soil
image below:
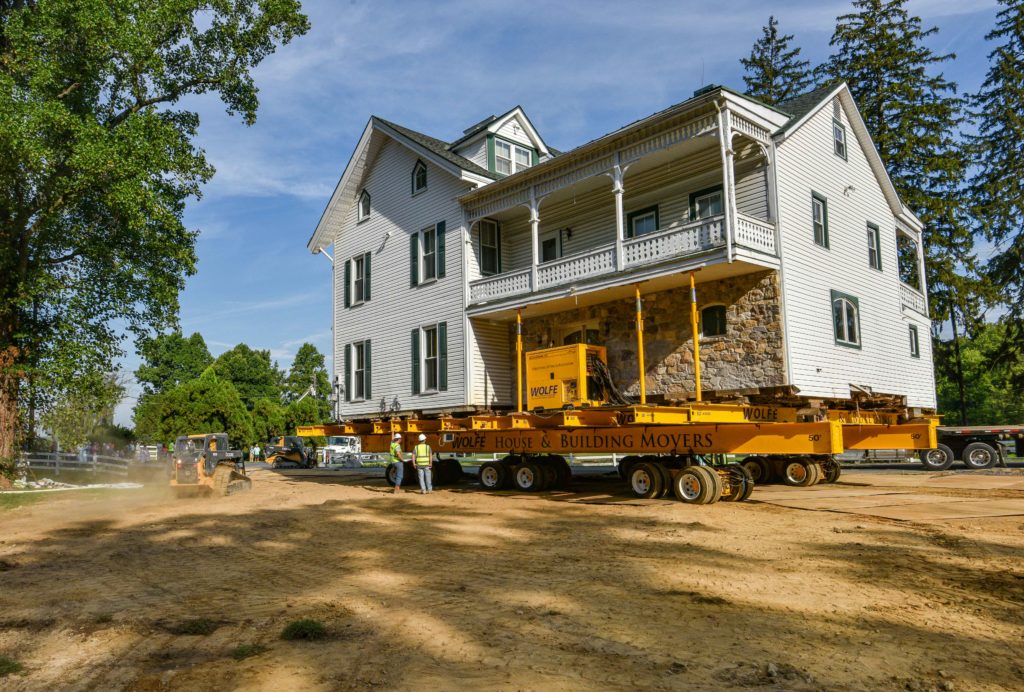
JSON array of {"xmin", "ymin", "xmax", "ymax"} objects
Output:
[{"xmin": 1, "ymin": 469, "xmax": 1022, "ymax": 691}]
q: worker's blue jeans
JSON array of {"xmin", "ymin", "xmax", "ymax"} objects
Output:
[
  {"xmin": 390, "ymin": 461, "xmax": 404, "ymax": 487},
  {"xmin": 417, "ymin": 466, "xmax": 432, "ymax": 492}
]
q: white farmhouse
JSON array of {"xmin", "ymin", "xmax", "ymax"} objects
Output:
[{"xmin": 308, "ymin": 83, "xmax": 936, "ymax": 419}]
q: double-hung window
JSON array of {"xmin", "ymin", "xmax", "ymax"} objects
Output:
[
  {"xmin": 493, "ymin": 138, "xmax": 533, "ymax": 176},
  {"xmin": 410, "ymin": 221, "xmax": 445, "ymax": 286},
  {"xmin": 909, "ymin": 325, "xmax": 920, "ymax": 358},
  {"xmin": 831, "ymin": 290, "xmax": 860, "ymax": 348},
  {"xmin": 627, "ymin": 206, "xmax": 659, "ymax": 238},
  {"xmin": 344, "ymin": 340, "xmax": 371, "ymax": 402},
  {"xmin": 480, "ymin": 219, "xmax": 500, "ymax": 275},
  {"xmin": 689, "ymin": 185, "xmax": 723, "ymax": 221},
  {"xmin": 867, "ymin": 223, "xmax": 882, "ymax": 270},
  {"xmin": 833, "ymin": 120, "xmax": 847, "ymax": 159},
  {"xmin": 344, "ymin": 251, "xmax": 371, "ymax": 307},
  {"xmin": 411, "ymin": 322, "xmax": 447, "ymax": 394},
  {"xmin": 812, "ymin": 193, "xmax": 829, "ymax": 248},
  {"xmin": 358, "ymin": 189, "xmax": 371, "ymax": 221}
]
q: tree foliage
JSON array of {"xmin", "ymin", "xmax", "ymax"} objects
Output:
[
  {"xmin": 970, "ymin": 0, "xmax": 1024, "ymax": 381},
  {"xmin": 157, "ymin": 367, "xmax": 253, "ymax": 446},
  {"xmin": 818, "ymin": 0, "xmax": 984, "ymax": 327},
  {"xmin": 136, "ymin": 331, "xmax": 213, "ymax": 395},
  {"xmin": 0, "ymin": 0, "xmax": 309, "ymax": 467},
  {"xmin": 251, "ymin": 397, "xmax": 285, "ymax": 442},
  {"xmin": 283, "ymin": 342, "xmax": 330, "ymax": 420},
  {"xmin": 40, "ymin": 372, "xmax": 124, "ymax": 450},
  {"xmin": 740, "ymin": 16, "xmax": 813, "ymax": 105},
  {"xmin": 934, "ymin": 323, "xmax": 1024, "ymax": 425},
  {"xmin": 213, "ymin": 343, "xmax": 282, "ymax": 409},
  {"xmin": 284, "ymin": 396, "xmax": 322, "ymax": 435}
]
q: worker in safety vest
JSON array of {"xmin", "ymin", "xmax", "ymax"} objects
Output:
[
  {"xmin": 389, "ymin": 433, "xmax": 405, "ymax": 494},
  {"xmin": 413, "ymin": 433, "xmax": 433, "ymax": 494}
]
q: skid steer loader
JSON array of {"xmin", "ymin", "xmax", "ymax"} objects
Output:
[{"xmin": 170, "ymin": 433, "xmax": 253, "ymax": 497}]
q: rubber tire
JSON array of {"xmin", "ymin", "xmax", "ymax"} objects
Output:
[
  {"xmin": 920, "ymin": 444, "xmax": 955, "ymax": 471},
  {"xmin": 697, "ymin": 466, "xmax": 723, "ymax": 504},
  {"xmin": 513, "ymin": 463, "xmax": 544, "ymax": 491},
  {"xmin": 654, "ymin": 462, "xmax": 674, "ymax": 499},
  {"xmin": 618, "ymin": 455, "xmax": 640, "ymax": 481},
  {"xmin": 962, "ymin": 442, "xmax": 998, "ymax": 470},
  {"xmin": 722, "ymin": 464, "xmax": 753, "ymax": 502},
  {"xmin": 822, "ymin": 459, "xmax": 843, "ymax": 483},
  {"xmin": 537, "ymin": 463, "xmax": 557, "ymax": 491},
  {"xmin": 385, "ymin": 461, "xmax": 415, "ymax": 487},
  {"xmin": 782, "ymin": 460, "xmax": 815, "ymax": 487},
  {"xmin": 628, "ymin": 462, "xmax": 664, "ymax": 499},
  {"xmin": 807, "ymin": 462, "xmax": 823, "ymax": 486},
  {"xmin": 478, "ymin": 461, "xmax": 507, "ymax": 490},
  {"xmin": 549, "ymin": 457, "xmax": 572, "ymax": 489},
  {"xmin": 673, "ymin": 467, "xmax": 713, "ymax": 504},
  {"xmin": 742, "ymin": 457, "xmax": 770, "ymax": 485}
]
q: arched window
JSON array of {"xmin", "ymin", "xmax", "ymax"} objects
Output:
[
  {"xmin": 358, "ymin": 190, "xmax": 371, "ymax": 221},
  {"xmin": 700, "ymin": 305, "xmax": 727, "ymax": 337},
  {"xmin": 831, "ymin": 291, "xmax": 860, "ymax": 347},
  {"xmin": 412, "ymin": 160, "xmax": 427, "ymax": 194}
]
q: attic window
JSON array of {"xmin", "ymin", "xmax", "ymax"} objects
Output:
[
  {"xmin": 412, "ymin": 160, "xmax": 427, "ymax": 194},
  {"xmin": 358, "ymin": 190, "xmax": 371, "ymax": 221},
  {"xmin": 493, "ymin": 138, "xmax": 533, "ymax": 176},
  {"xmin": 833, "ymin": 120, "xmax": 847, "ymax": 160}
]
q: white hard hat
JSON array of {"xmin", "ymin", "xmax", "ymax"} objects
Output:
[
  {"xmin": 418, "ymin": 434, "xmax": 427, "ymax": 442},
  {"xmin": 393, "ymin": 433, "xmax": 401, "ymax": 439}
]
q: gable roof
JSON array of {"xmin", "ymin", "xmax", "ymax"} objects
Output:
[
  {"xmin": 449, "ymin": 105, "xmax": 553, "ymax": 157},
  {"xmin": 775, "ymin": 83, "xmax": 840, "ymax": 132},
  {"xmin": 374, "ymin": 117, "xmax": 495, "ymax": 180}
]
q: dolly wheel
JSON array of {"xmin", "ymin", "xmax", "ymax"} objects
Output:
[
  {"xmin": 822, "ymin": 459, "xmax": 842, "ymax": 483},
  {"xmin": 629, "ymin": 462, "xmax": 664, "ymax": 499},
  {"xmin": 742, "ymin": 457, "xmax": 768, "ymax": 484},
  {"xmin": 782, "ymin": 460, "xmax": 816, "ymax": 487},
  {"xmin": 695, "ymin": 466, "xmax": 723, "ymax": 504},
  {"xmin": 920, "ymin": 444, "xmax": 955, "ymax": 471},
  {"xmin": 478, "ymin": 461, "xmax": 506, "ymax": 490},
  {"xmin": 722, "ymin": 464, "xmax": 753, "ymax": 502},
  {"xmin": 673, "ymin": 467, "xmax": 713, "ymax": 504},
  {"xmin": 513, "ymin": 463, "xmax": 544, "ymax": 491},
  {"xmin": 962, "ymin": 442, "xmax": 998, "ymax": 470}
]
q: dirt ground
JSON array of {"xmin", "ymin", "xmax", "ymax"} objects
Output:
[{"xmin": 1, "ymin": 468, "xmax": 1023, "ymax": 691}]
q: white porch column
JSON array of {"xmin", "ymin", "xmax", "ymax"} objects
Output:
[
  {"xmin": 612, "ymin": 155, "xmax": 625, "ymax": 271},
  {"xmin": 916, "ymin": 233, "xmax": 929, "ymax": 315},
  {"xmin": 716, "ymin": 103, "xmax": 735, "ymax": 263},
  {"xmin": 529, "ymin": 188, "xmax": 540, "ymax": 290}
]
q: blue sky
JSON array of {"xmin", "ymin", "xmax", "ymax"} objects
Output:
[{"xmin": 114, "ymin": 0, "xmax": 1002, "ymax": 424}]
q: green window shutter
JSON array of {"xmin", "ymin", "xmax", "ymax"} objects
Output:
[
  {"xmin": 532, "ymin": 149, "xmax": 539, "ymax": 166},
  {"xmin": 409, "ymin": 233, "xmax": 419, "ymax": 287},
  {"xmin": 439, "ymin": 322, "xmax": 448, "ymax": 391},
  {"xmin": 344, "ymin": 343, "xmax": 351, "ymax": 402},
  {"xmin": 486, "ymin": 134, "xmax": 495, "ymax": 173},
  {"xmin": 437, "ymin": 220, "xmax": 446, "ymax": 278},
  {"xmin": 496, "ymin": 223, "xmax": 502, "ymax": 273},
  {"xmin": 363, "ymin": 251, "xmax": 371, "ymax": 301},
  {"xmin": 364, "ymin": 340, "xmax": 372, "ymax": 399},
  {"xmin": 411, "ymin": 328, "xmax": 420, "ymax": 395},
  {"xmin": 344, "ymin": 259, "xmax": 351, "ymax": 308}
]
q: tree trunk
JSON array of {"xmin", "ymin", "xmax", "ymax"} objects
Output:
[
  {"xmin": 0, "ymin": 345, "xmax": 20, "ymax": 476},
  {"xmin": 949, "ymin": 306, "xmax": 968, "ymax": 426}
]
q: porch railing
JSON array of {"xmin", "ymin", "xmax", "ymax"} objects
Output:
[
  {"xmin": 899, "ymin": 282, "xmax": 928, "ymax": 316},
  {"xmin": 538, "ymin": 246, "xmax": 616, "ymax": 289},
  {"xmin": 623, "ymin": 217, "xmax": 725, "ymax": 268},
  {"xmin": 469, "ymin": 267, "xmax": 532, "ymax": 303},
  {"xmin": 734, "ymin": 213, "xmax": 775, "ymax": 255}
]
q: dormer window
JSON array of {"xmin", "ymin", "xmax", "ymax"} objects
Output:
[
  {"xmin": 493, "ymin": 138, "xmax": 533, "ymax": 176},
  {"xmin": 358, "ymin": 190, "xmax": 371, "ymax": 221},
  {"xmin": 412, "ymin": 160, "xmax": 427, "ymax": 195}
]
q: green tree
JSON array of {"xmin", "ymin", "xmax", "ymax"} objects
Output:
[
  {"xmin": 40, "ymin": 372, "xmax": 124, "ymax": 450},
  {"xmin": 740, "ymin": 16, "xmax": 813, "ymax": 105},
  {"xmin": 0, "ymin": 1, "xmax": 309, "ymax": 472},
  {"xmin": 817, "ymin": 0, "xmax": 983, "ymax": 328},
  {"xmin": 934, "ymin": 323, "xmax": 1024, "ymax": 425},
  {"xmin": 251, "ymin": 397, "xmax": 286, "ymax": 444},
  {"xmin": 970, "ymin": 0, "xmax": 1024, "ymax": 382},
  {"xmin": 284, "ymin": 396, "xmax": 322, "ymax": 435},
  {"xmin": 135, "ymin": 332, "xmax": 213, "ymax": 395},
  {"xmin": 283, "ymin": 343, "xmax": 331, "ymax": 419},
  {"xmin": 158, "ymin": 367, "xmax": 253, "ymax": 446},
  {"xmin": 132, "ymin": 392, "xmax": 164, "ymax": 443},
  {"xmin": 214, "ymin": 344, "xmax": 283, "ymax": 410}
]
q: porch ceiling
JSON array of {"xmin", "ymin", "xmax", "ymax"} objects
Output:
[{"xmin": 469, "ymin": 259, "xmax": 772, "ymax": 322}]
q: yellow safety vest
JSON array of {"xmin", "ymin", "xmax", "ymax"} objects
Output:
[
  {"xmin": 413, "ymin": 443, "xmax": 432, "ymax": 467},
  {"xmin": 389, "ymin": 442, "xmax": 402, "ymax": 463}
]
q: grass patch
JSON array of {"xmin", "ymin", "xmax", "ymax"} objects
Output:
[
  {"xmin": 0, "ymin": 655, "xmax": 24, "ymax": 677},
  {"xmin": 280, "ymin": 619, "xmax": 327, "ymax": 641},
  {"xmin": 168, "ymin": 618, "xmax": 219, "ymax": 636},
  {"xmin": 230, "ymin": 644, "xmax": 268, "ymax": 660},
  {"xmin": 0, "ymin": 493, "xmax": 46, "ymax": 512}
]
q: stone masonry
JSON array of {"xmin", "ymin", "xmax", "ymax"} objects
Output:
[{"xmin": 513, "ymin": 270, "xmax": 786, "ymax": 400}]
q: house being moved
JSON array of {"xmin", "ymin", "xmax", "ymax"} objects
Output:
[{"xmin": 307, "ymin": 83, "xmax": 936, "ymax": 419}]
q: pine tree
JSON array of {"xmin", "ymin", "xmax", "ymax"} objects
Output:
[
  {"xmin": 740, "ymin": 16, "xmax": 813, "ymax": 105},
  {"xmin": 818, "ymin": 0, "xmax": 984, "ymax": 329},
  {"xmin": 970, "ymin": 0, "xmax": 1024, "ymax": 381}
]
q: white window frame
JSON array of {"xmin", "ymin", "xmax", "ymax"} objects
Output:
[
  {"xmin": 812, "ymin": 193, "xmax": 828, "ymax": 248},
  {"xmin": 421, "ymin": 324, "xmax": 439, "ymax": 393},
  {"xmin": 909, "ymin": 325, "xmax": 920, "ymax": 358},
  {"xmin": 694, "ymin": 191, "xmax": 723, "ymax": 220},
  {"xmin": 540, "ymin": 230, "xmax": 562, "ymax": 263},
  {"xmin": 833, "ymin": 119, "xmax": 847, "ymax": 160},
  {"xmin": 352, "ymin": 340, "xmax": 368, "ymax": 401},
  {"xmin": 630, "ymin": 209, "xmax": 659, "ymax": 236},
  {"xmin": 351, "ymin": 254, "xmax": 366, "ymax": 305},
  {"xmin": 494, "ymin": 137, "xmax": 533, "ymax": 176},
  {"xmin": 421, "ymin": 225, "xmax": 437, "ymax": 283},
  {"xmin": 358, "ymin": 189, "xmax": 371, "ymax": 222},
  {"xmin": 699, "ymin": 304, "xmax": 728, "ymax": 338},
  {"xmin": 412, "ymin": 160, "xmax": 427, "ymax": 195},
  {"xmin": 867, "ymin": 223, "xmax": 881, "ymax": 271},
  {"xmin": 479, "ymin": 219, "xmax": 500, "ymax": 275}
]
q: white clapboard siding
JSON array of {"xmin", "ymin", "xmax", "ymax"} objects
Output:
[
  {"xmin": 774, "ymin": 99, "xmax": 936, "ymax": 408},
  {"xmin": 468, "ymin": 318, "xmax": 513, "ymax": 406},
  {"xmin": 330, "ymin": 137, "xmax": 475, "ymax": 416},
  {"xmin": 496, "ymin": 115, "xmax": 535, "ymax": 148},
  {"xmin": 735, "ymin": 158, "xmax": 769, "ymax": 220},
  {"xmin": 454, "ymin": 138, "xmax": 489, "ymax": 170}
]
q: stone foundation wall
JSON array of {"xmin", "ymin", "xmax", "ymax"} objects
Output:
[{"xmin": 513, "ymin": 270, "xmax": 786, "ymax": 399}]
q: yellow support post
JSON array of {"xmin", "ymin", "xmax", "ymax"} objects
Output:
[
  {"xmin": 635, "ymin": 285, "xmax": 646, "ymax": 405},
  {"xmin": 689, "ymin": 272, "xmax": 702, "ymax": 402},
  {"xmin": 516, "ymin": 309, "xmax": 524, "ymax": 413}
]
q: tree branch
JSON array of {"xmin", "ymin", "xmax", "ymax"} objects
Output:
[{"xmin": 106, "ymin": 75, "xmax": 219, "ymax": 128}]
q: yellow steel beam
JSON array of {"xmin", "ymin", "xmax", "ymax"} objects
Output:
[
  {"xmin": 827, "ymin": 410, "xmax": 902, "ymax": 425},
  {"xmin": 842, "ymin": 423, "xmax": 937, "ymax": 450}
]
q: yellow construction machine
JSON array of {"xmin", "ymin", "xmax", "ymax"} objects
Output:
[{"xmin": 170, "ymin": 433, "xmax": 253, "ymax": 496}]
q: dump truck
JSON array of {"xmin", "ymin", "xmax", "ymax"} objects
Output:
[{"xmin": 170, "ymin": 433, "xmax": 252, "ymax": 496}]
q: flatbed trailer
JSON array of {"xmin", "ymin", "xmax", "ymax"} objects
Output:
[
  {"xmin": 920, "ymin": 425, "xmax": 1024, "ymax": 470},
  {"xmin": 299, "ymin": 403, "xmax": 937, "ymax": 505}
]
